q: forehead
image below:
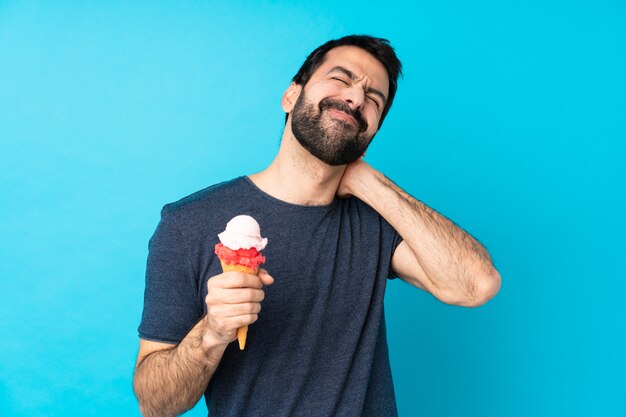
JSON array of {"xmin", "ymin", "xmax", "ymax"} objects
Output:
[{"xmin": 312, "ymin": 45, "xmax": 389, "ymax": 97}]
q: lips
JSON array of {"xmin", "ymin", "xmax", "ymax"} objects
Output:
[
  {"xmin": 319, "ymin": 97, "xmax": 367, "ymax": 132},
  {"xmin": 327, "ymin": 108, "xmax": 358, "ymax": 126}
]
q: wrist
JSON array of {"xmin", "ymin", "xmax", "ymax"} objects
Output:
[
  {"xmin": 202, "ymin": 331, "xmax": 229, "ymax": 351},
  {"xmin": 199, "ymin": 318, "xmax": 228, "ymax": 349},
  {"xmin": 186, "ymin": 317, "xmax": 228, "ymax": 364},
  {"xmin": 349, "ymin": 164, "xmax": 384, "ymax": 201}
]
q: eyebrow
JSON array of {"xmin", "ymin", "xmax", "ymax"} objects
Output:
[{"xmin": 326, "ymin": 66, "xmax": 387, "ymax": 106}]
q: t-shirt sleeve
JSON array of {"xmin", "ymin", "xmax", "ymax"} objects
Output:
[
  {"xmin": 382, "ymin": 216, "xmax": 403, "ymax": 280},
  {"xmin": 137, "ymin": 208, "xmax": 203, "ymax": 343}
]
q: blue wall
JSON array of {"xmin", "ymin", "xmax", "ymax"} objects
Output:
[{"xmin": 1, "ymin": 1, "xmax": 624, "ymax": 416}]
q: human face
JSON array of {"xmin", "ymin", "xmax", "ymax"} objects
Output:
[
  {"xmin": 291, "ymin": 90, "xmax": 369, "ymax": 166},
  {"xmin": 289, "ymin": 46, "xmax": 390, "ymax": 165}
]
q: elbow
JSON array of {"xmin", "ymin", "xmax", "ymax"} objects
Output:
[
  {"xmin": 133, "ymin": 378, "xmax": 146, "ymax": 416},
  {"xmin": 466, "ymin": 269, "xmax": 501, "ymax": 307},
  {"xmin": 135, "ymin": 396, "xmax": 156, "ymax": 417},
  {"xmin": 436, "ymin": 269, "xmax": 501, "ymax": 307},
  {"xmin": 133, "ymin": 370, "xmax": 152, "ymax": 417}
]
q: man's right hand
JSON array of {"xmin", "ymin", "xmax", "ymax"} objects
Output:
[
  {"xmin": 204, "ymin": 268, "xmax": 274, "ymax": 346},
  {"xmin": 134, "ymin": 270, "xmax": 275, "ymax": 417}
]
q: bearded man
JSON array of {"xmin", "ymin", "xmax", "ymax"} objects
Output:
[{"xmin": 133, "ymin": 34, "xmax": 501, "ymax": 417}]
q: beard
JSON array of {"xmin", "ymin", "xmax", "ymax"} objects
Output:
[{"xmin": 290, "ymin": 91, "xmax": 373, "ymax": 166}]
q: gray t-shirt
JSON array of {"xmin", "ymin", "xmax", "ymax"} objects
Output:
[{"xmin": 138, "ymin": 176, "xmax": 403, "ymax": 416}]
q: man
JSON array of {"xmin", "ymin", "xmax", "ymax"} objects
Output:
[{"xmin": 133, "ymin": 35, "xmax": 501, "ymax": 417}]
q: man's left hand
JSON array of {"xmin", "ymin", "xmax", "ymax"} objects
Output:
[{"xmin": 337, "ymin": 158, "xmax": 377, "ymax": 199}]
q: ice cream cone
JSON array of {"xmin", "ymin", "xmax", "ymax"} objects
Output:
[
  {"xmin": 214, "ymin": 215, "xmax": 267, "ymax": 351},
  {"xmin": 219, "ymin": 260, "xmax": 259, "ymax": 350},
  {"xmin": 219, "ymin": 261, "xmax": 258, "ymax": 275}
]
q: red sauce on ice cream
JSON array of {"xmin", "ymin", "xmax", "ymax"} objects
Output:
[{"xmin": 214, "ymin": 243, "xmax": 266, "ymax": 268}]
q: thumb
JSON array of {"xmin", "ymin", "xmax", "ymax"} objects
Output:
[{"xmin": 257, "ymin": 268, "xmax": 275, "ymax": 286}]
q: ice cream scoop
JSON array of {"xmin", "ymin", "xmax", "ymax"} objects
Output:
[{"xmin": 218, "ymin": 215, "xmax": 268, "ymax": 251}]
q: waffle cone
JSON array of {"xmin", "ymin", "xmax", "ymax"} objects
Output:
[
  {"xmin": 219, "ymin": 260, "xmax": 259, "ymax": 350},
  {"xmin": 220, "ymin": 260, "xmax": 259, "ymax": 275}
]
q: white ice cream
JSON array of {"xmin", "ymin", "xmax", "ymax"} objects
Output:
[{"xmin": 218, "ymin": 215, "xmax": 268, "ymax": 250}]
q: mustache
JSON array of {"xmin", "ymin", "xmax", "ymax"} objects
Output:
[{"xmin": 318, "ymin": 98, "xmax": 368, "ymax": 132}]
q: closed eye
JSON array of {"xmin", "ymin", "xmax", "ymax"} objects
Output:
[
  {"xmin": 331, "ymin": 77, "xmax": 349, "ymax": 85},
  {"xmin": 367, "ymin": 95, "xmax": 381, "ymax": 110}
]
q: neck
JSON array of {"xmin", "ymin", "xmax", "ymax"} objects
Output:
[{"xmin": 248, "ymin": 127, "xmax": 346, "ymax": 206}]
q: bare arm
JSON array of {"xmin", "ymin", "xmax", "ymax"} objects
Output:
[
  {"xmin": 133, "ymin": 317, "xmax": 228, "ymax": 417},
  {"xmin": 338, "ymin": 159, "xmax": 501, "ymax": 307},
  {"xmin": 133, "ymin": 268, "xmax": 274, "ymax": 417}
]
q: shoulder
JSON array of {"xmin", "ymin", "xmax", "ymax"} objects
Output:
[
  {"xmin": 161, "ymin": 176, "xmax": 247, "ymax": 220},
  {"xmin": 341, "ymin": 196, "xmax": 381, "ymax": 220},
  {"xmin": 340, "ymin": 196, "xmax": 400, "ymax": 242},
  {"xmin": 336, "ymin": 196, "xmax": 389, "ymax": 232},
  {"xmin": 152, "ymin": 176, "xmax": 254, "ymax": 241}
]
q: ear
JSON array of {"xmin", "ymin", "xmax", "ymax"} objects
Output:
[{"xmin": 281, "ymin": 82, "xmax": 301, "ymax": 113}]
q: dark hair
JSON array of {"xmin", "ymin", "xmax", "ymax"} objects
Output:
[{"xmin": 287, "ymin": 34, "xmax": 402, "ymax": 128}]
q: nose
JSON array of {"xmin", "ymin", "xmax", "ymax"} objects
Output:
[{"xmin": 341, "ymin": 86, "xmax": 365, "ymax": 110}]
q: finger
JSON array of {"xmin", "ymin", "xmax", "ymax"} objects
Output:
[
  {"xmin": 205, "ymin": 286, "xmax": 225, "ymax": 306},
  {"xmin": 224, "ymin": 314, "xmax": 259, "ymax": 329},
  {"xmin": 220, "ymin": 288, "xmax": 265, "ymax": 304},
  {"xmin": 212, "ymin": 302, "xmax": 261, "ymax": 318},
  {"xmin": 218, "ymin": 271, "xmax": 263, "ymax": 289},
  {"xmin": 257, "ymin": 269, "xmax": 274, "ymax": 286},
  {"xmin": 206, "ymin": 286, "xmax": 265, "ymax": 307},
  {"xmin": 208, "ymin": 307, "xmax": 259, "ymax": 328}
]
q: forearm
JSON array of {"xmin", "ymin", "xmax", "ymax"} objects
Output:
[
  {"xmin": 133, "ymin": 316, "xmax": 228, "ymax": 417},
  {"xmin": 352, "ymin": 168, "xmax": 498, "ymax": 301}
]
